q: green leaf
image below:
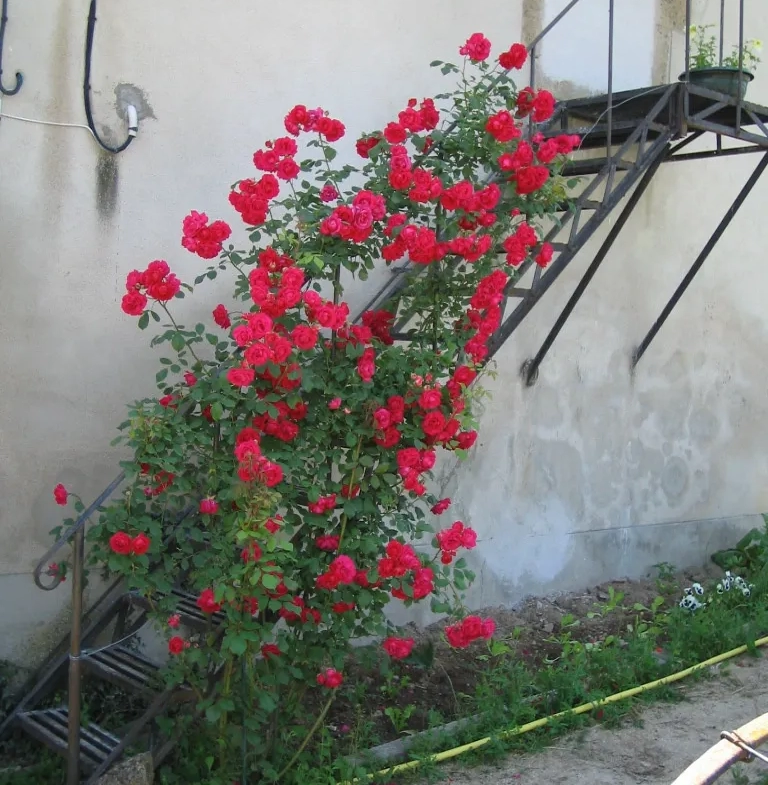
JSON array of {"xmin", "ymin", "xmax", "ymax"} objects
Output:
[
  {"xmin": 210, "ymin": 402, "xmax": 224, "ymax": 421},
  {"xmin": 489, "ymin": 640, "xmax": 511, "ymax": 657},
  {"xmin": 171, "ymin": 333, "xmax": 186, "ymax": 352},
  {"xmin": 261, "ymin": 573, "xmax": 279, "ymax": 590},
  {"xmin": 227, "ymin": 635, "xmax": 247, "ymax": 656},
  {"xmin": 138, "ymin": 312, "xmax": 149, "ymax": 330}
]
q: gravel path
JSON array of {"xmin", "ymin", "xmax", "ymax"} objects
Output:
[{"xmin": 427, "ymin": 654, "xmax": 768, "ymax": 785}]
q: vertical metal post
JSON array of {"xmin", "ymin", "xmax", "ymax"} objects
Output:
[
  {"xmin": 736, "ymin": 0, "xmax": 744, "ymax": 131},
  {"xmin": 67, "ymin": 526, "xmax": 85, "ymax": 785},
  {"xmin": 529, "ymin": 42, "xmax": 537, "ymax": 141},
  {"xmin": 718, "ymin": 0, "xmax": 725, "ymax": 65},
  {"xmin": 606, "ymin": 0, "xmax": 614, "ymax": 158},
  {"xmin": 684, "ymin": 0, "xmax": 692, "ymax": 129}
]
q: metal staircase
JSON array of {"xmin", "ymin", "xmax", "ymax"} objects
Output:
[{"xmin": 5, "ymin": 0, "xmax": 768, "ymax": 782}]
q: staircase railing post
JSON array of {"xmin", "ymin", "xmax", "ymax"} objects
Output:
[
  {"xmin": 736, "ymin": 0, "xmax": 744, "ymax": 131},
  {"xmin": 718, "ymin": 0, "xmax": 725, "ymax": 65},
  {"xmin": 606, "ymin": 0, "xmax": 614, "ymax": 158},
  {"xmin": 67, "ymin": 525, "xmax": 85, "ymax": 785}
]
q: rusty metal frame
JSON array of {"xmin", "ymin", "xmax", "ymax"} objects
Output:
[{"xmin": 671, "ymin": 712, "xmax": 768, "ymax": 785}]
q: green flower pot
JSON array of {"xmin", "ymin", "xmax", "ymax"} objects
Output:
[{"xmin": 679, "ymin": 67, "xmax": 754, "ymax": 100}]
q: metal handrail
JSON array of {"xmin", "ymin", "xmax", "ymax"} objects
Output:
[
  {"xmin": 528, "ymin": 0, "xmax": 615, "ymax": 158},
  {"xmin": 33, "ymin": 472, "xmax": 127, "ymax": 591},
  {"xmin": 36, "ymin": 395, "xmax": 203, "ymax": 784}
]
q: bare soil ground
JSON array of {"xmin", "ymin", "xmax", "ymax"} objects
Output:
[
  {"xmin": 432, "ymin": 653, "xmax": 768, "ymax": 785},
  {"xmin": 331, "ymin": 567, "xmax": 719, "ymax": 748}
]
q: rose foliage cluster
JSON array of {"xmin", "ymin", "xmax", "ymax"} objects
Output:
[{"xmin": 52, "ymin": 33, "xmax": 575, "ymax": 783}]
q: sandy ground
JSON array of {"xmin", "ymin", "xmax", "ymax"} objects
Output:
[{"xmin": 429, "ymin": 654, "xmax": 768, "ymax": 785}]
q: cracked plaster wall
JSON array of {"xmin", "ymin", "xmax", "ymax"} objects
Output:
[{"xmin": 2, "ymin": 0, "xmax": 768, "ymax": 659}]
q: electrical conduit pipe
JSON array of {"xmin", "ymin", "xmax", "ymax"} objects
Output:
[{"xmin": 339, "ymin": 635, "xmax": 768, "ymax": 784}]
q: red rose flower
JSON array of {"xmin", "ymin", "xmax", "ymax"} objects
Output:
[
  {"xmin": 316, "ymin": 668, "xmax": 343, "ymax": 688},
  {"xmin": 499, "ymin": 43, "xmax": 527, "ymax": 70},
  {"xmin": 181, "ymin": 211, "xmax": 231, "ymax": 259},
  {"xmin": 53, "ymin": 484, "xmax": 68, "ymax": 506},
  {"xmin": 199, "ymin": 497, "xmax": 219, "ymax": 515},
  {"xmin": 536, "ymin": 242, "xmax": 554, "ymax": 268},
  {"xmin": 514, "ymin": 166, "xmax": 550, "ymax": 195},
  {"xmin": 418, "ymin": 389, "xmax": 442, "ymax": 411},
  {"xmin": 383, "ymin": 636, "xmax": 415, "ymax": 660},
  {"xmin": 431, "ymin": 498, "xmax": 451, "ymax": 515},
  {"xmin": 459, "ymin": 32, "xmax": 491, "ymax": 62},
  {"xmin": 168, "ymin": 636, "xmax": 185, "ymax": 655},
  {"xmin": 421, "ymin": 411, "xmax": 447, "ymax": 436},
  {"xmin": 319, "ymin": 184, "xmax": 339, "ymax": 202},
  {"xmin": 196, "ymin": 588, "xmax": 222, "ymax": 615},
  {"xmin": 276, "ymin": 157, "xmax": 300, "ymax": 180},
  {"xmin": 291, "ymin": 325, "xmax": 319, "ymax": 351},
  {"xmin": 130, "ymin": 533, "xmax": 150, "ymax": 556},
  {"xmin": 383, "ymin": 122, "xmax": 407, "ymax": 144},
  {"xmin": 121, "ymin": 290, "xmax": 147, "ymax": 316},
  {"xmin": 316, "ymin": 535, "xmax": 340, "ymax": 552},
  {"xmin": 355, "ymin": 136, "xmax": 380, "ymax": 158},
  {"xmin": 261, "ymin": 643, "xmax": 281, "ymax": 658},
  {"xmin": 109, "ymin": 532, "xmax": 132, "ymax": 555},
  {"xmin": 227, "ymin": 366, "xmax": 255, "ymax": 388}
]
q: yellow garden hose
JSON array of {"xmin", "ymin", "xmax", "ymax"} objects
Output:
[{"xmin": 341, "ymin": 635, "xmax": 768, "ymax": 784}]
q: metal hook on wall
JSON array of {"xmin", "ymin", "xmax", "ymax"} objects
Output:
[
  {"xmin": 83, "ymin": 0, "xmax": 136, "ymax": 154},
  {"xmin": 0, "ymin": 0, "xmax": 23, "ymax": 96}
]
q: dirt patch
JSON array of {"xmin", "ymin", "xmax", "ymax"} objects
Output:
[
  {"xmin": 435, "ymin": 653, "xmax": 768, "ymax": 785},
  {"xmin": 325, "ymin": 565, "xmax": 722, "ymax": 752}
]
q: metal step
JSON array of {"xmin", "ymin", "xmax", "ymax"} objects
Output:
[
  {"xmin": 17, "ymin": 707, "xmax": 121, "ymax": 773},
  {"xmin": 560, "ymin": 157, "xmax": 632, "ymax": 177},
  {"xmin": 553, "ymin": 199, "xmax": 602, "ymax": 213},
  {"xmin": 544, "ymin": 120, "xmax": 666, "ymax": 151},
  {"xmin": 86, "ymin": 645, "xmax": 161, "ymax": 695},
  {"xmin": 130, "ymin": 587, "xmax": 226, "ymax": 630}
]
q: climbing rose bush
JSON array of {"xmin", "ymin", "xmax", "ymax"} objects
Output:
[{"xmin": 53, "ymin": 32, "xmax": 576, "ymax": 782}]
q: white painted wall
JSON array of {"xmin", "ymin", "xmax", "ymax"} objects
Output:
[{"xmin": 1, "ymin": 0, "xmax": 768, "ymax": 663}]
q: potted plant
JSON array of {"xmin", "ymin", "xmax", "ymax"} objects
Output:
[{"xmin": 680, "ymin": 24, "xmax": 762, "ymax": 99}]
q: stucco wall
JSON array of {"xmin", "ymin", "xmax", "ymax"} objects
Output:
[{"xmin": 1, "ymin": 0, "xmax": 767, "ymax": 664}]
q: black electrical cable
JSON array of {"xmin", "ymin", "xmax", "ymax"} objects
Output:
[
  {"xmin": 83, "ymin": 0, "xmax": 134, "ymax": 153},
  {"xmin": 0, "ymin": 0, "xmax": 23, "ymax": 96}
]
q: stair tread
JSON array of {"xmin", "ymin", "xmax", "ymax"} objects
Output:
[
  {"xmin": 87, "ymin": 644, "xmax": 161, "ymax": 693},
  {"xmin": 553, "ymin": 199, "xmax": 602, "ymax": 212},
  {"xmin": 18, "ymin": 707, "xmax": 121, "ymax": 771},
  {"xmin": 130, "ymin": 587, "xmax": 226, "ymax": 628},
  {"xmin": 560, "ymin": 157, "xmax": 633, "ymax": 176}
]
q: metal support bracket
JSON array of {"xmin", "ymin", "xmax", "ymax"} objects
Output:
[
  {"xmin": 518, "ymin": 142, "xmax": 670, "ymax": 386},
  {"xmin": 631, "ymin": 151, "xmax": 768, "ymax": 369}
]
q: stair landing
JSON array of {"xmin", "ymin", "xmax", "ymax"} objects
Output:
[{"xmin": 547, "ymin": 82, "xmax": 768, "ymax": 150}]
